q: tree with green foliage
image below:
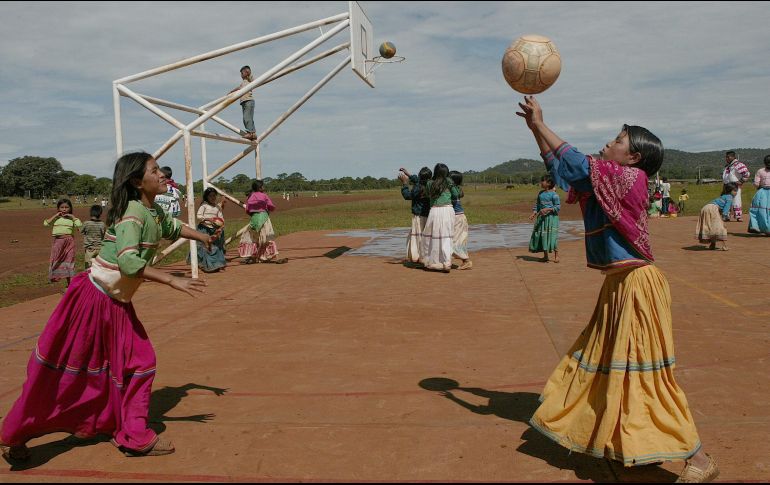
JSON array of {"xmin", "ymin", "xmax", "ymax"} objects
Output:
[{"xmin": 0, "ymin": 156, "xmax": 63, "ymax": 198}]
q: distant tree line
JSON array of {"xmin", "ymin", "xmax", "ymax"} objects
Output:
[
  {"xmin": 195, "ymin": 171, "xmax": 401, "ymax": 198},
  {"xmin": 6, "ymin": 147, "xmax": 767, "ymax": 200},
  {"xmin": 0, "ymin": 156, "xmax": 402, "ymax": 201}
]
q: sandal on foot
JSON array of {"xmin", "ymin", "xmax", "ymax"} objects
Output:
[
  {"xmin": 116, "ymin": 438, "xmax": 175, "ymax": 457},
  {"xmin": 675, "ymin": 454, "xmax": 719, "ymax": 483}
]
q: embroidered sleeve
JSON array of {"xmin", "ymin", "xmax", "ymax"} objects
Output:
[
  {"xmin": 737, "ymin": 163, "xmax": 750, "ymax": 181},
  {"xmin": 114, "ymin": 216, "xmax": 147, "ymax": 277}
]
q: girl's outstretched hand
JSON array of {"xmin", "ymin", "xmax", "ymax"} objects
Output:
[
  {"xmin": 515, "ymin": 95, "xmax": 543, "ymax": 129},
  {"xmin": 398, "ymin": 172, "xmax": 409, "ymax": 184},
  {"xmin": 169, "ymin": 276, "xmax": 207, "ymax": 297}
]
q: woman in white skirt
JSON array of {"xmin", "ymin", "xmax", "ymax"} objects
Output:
[
  {"xmin": 398, "ymin": 166, "xmax": 432, "ymax": 264},
  {"xmin": 421, "ymin": 163, "xmax": 460, "ymax": 272}
]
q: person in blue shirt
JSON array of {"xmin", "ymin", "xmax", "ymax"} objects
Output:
[
  {"xmin": 696, "ymin": 183, "xmax": 737, "ymax": 250},
  {"xmin": 516, "ymin": 95, "xmax": 717, "ymax": 482}
]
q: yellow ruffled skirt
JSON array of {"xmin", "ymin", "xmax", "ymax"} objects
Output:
[{"xmin": 530, "ymin": 265, "xmax": 701, "ymax": 466}]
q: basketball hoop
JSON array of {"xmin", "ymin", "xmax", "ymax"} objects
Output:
[{"xmin": 365, "ymin": 55, "xmax": 405, "ymax": 75}]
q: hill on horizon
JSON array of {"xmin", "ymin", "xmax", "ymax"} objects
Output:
[{"xmin": 465, "ymin": 147, "xmax": 769, "ymax": 183}]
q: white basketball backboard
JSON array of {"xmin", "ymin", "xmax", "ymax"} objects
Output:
[{"xmin": 349, "ymin": 1, "xmax": 374, "ymax": 88}]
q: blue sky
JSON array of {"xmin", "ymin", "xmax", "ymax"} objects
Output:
[{"xmin": 1, "ymin": 1, "xmax": 769, "ymax": 181}]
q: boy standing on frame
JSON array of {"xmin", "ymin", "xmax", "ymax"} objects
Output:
[{"xmin": 229, "ymin": 65, "xmax": 257, "ymax": 140}]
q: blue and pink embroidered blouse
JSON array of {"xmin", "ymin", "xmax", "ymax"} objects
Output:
[{"xmin": 542, "ymin": 144, "xmax": 652, "ymax": 271}]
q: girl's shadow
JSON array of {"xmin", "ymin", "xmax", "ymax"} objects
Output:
[
  {"xmin": 419, "ymin": 377, "xmax": 679, "ymax": 483},
  {"xmin": 7, "ymin": 383, "xmax": 227, "ymax": 470}
]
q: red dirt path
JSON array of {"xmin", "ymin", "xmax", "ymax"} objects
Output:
[{"xmin": 0, "ymin": 216, "xmax": 768, "ymax": 482}]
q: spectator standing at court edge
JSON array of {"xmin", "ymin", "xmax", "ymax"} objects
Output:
[{"xmin": 722, "ymin": 151, "xmax": 750, "ymax": 222}]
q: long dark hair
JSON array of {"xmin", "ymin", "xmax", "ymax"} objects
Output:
[
  {"xmin": 250, "ymin": 180, "xmax": 264, "ymax": 194},
  {"xmin": 428, "ymin": 163, "xmax": 451, "ymax": 200},
  {"xmin": 107, "ymin": 152, "xmax": 153, "ymax": 226},
  {"xmin": 203, "ymin": 187, "xmax": 218, "ymax": 206},
  {"xmin": 449, "ymin": 170, "xmax": 464, "ymax": 198},
  {"xmin": 623, "ymin": 124, "xmax": 664, "ymax": 177},
  {"xmin": 722, "ymin": 182, "xmax": 738, "ymax": 196},
  {"xmin": 418, "ymin": 166, "xmax": 432, "ymax": 185},
  {"xmin": 764, "ymin": 154, "xmax": 770, "ymax": 169}
]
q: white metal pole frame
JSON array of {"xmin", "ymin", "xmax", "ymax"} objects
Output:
[
  {"xmin": 113, "ymin": 83, "xmax": 123, "ymax": 156},
  {"xmin": 183, "ymin": 130, "xmax": 198, "ymax": 279},
  {"xmin": 255, "ymin": 143, "xmax": 261, "ymax": 180},
  {"xmin": 113, "ymin": 6, "xmax": 380, "ymax": 274},
  {"xmin": 201, "ymin": 123, "xmax": 209, "ymax": 190}
]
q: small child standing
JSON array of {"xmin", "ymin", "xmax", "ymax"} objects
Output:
[
  {"xmin": 678, "ymin": 188, "xmax": 690, "ymax": 215},
  {"xmin": 229, "ymin": 65, "xmax": 256, "ymax": 140},
  {"xmin": 44, "ymin": 198, "xmax": 82, "ymax": 288},
  {"xmin": 528, "ymin": 174, "xmax": 560, "ymax": 263},
  {"xmin": 695, "ymin": 183, "xmax": 737, "ymax": 250},
  {"xmin": 398, "ymin": 166, "xmax": 432, "ymax": 265},
  {"xmin": 449, "ymin": 170, "xmax": 472, "ymax": 270},
  {"xmin": 80, "ymin": 204, "xmax": 106, "ymax": 269}
]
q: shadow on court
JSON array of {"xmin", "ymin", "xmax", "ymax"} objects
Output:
[
  {"xmin": 5, "ymin": 383, "xmax": 226, "ymax": 471},
  {"xmin": 418, "ymin": 377, "xmax": 679, "ymax": 483}
]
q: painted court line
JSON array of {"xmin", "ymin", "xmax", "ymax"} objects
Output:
[
  {"xmin": 0, "ymin": 468, "xmax": 599, "ymax": 483},
  {"xmin": 667, "ymin": 273, "xmax": 770, "ymax": 318}
]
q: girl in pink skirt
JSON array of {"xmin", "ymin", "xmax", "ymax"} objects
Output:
[
  {"xmin": 44, "ymin": 198, "xmax": 82, "ymax": 289},
  {"xmin": 1, "ymin": 152, "xmax": 213, "ymax": 461}
]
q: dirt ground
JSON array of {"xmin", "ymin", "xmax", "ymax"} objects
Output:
[{"xmin": 0, "ymin": 216, "xmax": 768, "ymax": 482}]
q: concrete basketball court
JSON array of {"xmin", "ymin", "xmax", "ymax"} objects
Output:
[{"xmin": 0, "ymin": 217, "xmax": 768, "ymax": 482}]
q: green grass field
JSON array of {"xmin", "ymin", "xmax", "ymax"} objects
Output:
[{"xmin": 0, "ymin": 182, "xmax": 749, "ymax": 307}]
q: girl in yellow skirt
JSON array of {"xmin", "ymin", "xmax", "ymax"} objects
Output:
[{"xmin": 516, "ymin": 96, "xmax": 718, "ymax": 483}]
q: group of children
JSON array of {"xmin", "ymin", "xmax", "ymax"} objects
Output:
[
  {"xmin": 648, "ymin": 179, "xmax": 688, "ymax": 217},
  {"xmin": 399, "ymin": 167, "xmax": 562, "ymax": 267},
  {"xmin": 398, "ymin": 164, "xmax": 471, "ymax": 272},
  {"xmin": 43, "ymin": 199, "xmax": 105, "ymax": 289}
]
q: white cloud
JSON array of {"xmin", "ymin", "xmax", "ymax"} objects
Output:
[{"xmin": 1, "ymin": 1, "xmax": 769, "ymax": 181}]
